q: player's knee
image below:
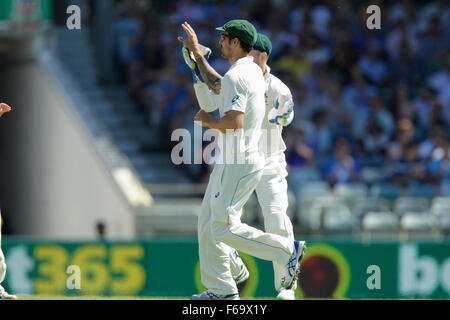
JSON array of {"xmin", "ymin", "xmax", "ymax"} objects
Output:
[
  {"xmin": 0, "ymin": 260, "xmax": 6, "ymax": 277},
  {"xmin": 264, "ymin": 212, "xmax": 292, "ymax": 238},
  {"xmin": 211, "ymin": 217, "xmax": 244, "ymax": 242}
]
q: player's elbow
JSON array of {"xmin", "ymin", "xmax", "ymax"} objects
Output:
[
  {"xmin": 226, "ymin": 111, "xmax": 244, "ymax": 130},
  {"xmin": 233, "ymin": 119, "xmax": 244, "ymax": 130},
  {"xmin": 211, "ymin": 87, "xmax": 221, "ymax": 95}
]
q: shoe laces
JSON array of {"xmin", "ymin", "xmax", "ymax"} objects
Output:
[{"xmin": 287, "ymin": 254, "xmax": 298, "ymax": 277}]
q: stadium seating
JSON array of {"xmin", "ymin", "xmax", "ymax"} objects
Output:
[
  {"xmin": 353, "ymin": 197, "xmax": 392, "ymax": 221},
  {"xmin": 430, "ymin": 197, "xmax": 450, "ymax": 232},
  {"xmin": 361, "ymin": 167, "xmax": 385, "ymax": 184},
  {"xmin": 400, "ymin": 212, "xmax": 437, "ymax": 231},
  {"xmin": 394, "ymin": 197, "xmax": 430, "ymax": 216},
  {"xmin": 361, "ymin": 211, "xmax": 399, "ymax": 231},
  {"xmin": 407, "ymin": 183, "xmax": 437, "ymax": 198},
  {"xmin": 296, "ymin": 181, "xmax": 330, "ymax": 198},
  {"xmin": 303, "ymin": 196, "xmax": 354, "ymax": 231},
  {"xmin": 335, "ymin": 183, "xmax": 368, "ymax": 199},
  {"xmin": 441, "ymin": 180, "xmax": 450, "ymax": 197},
  {"xmin": 370, "ymin": 183, "xmax": 402, "ymax": 199},
  {"xmin": 334, "ymin": 183, "xmax": 369, "ymax": 213}
]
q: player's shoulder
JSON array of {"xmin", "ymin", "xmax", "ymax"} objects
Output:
[
  {"xmin": 267, "ymin": 73, "xmax": 291, "ymax": 96},
  {"xmin": 226, "ymin": 61, "xmax": 263, "ymax": 84},
  {"xmin": 232, "ymin": 59, "xmax": 262, "ymax": 76}
]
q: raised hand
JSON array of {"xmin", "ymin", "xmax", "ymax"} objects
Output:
[
  {"xmin": 177, "ymin": 21, "xmax": 201, "ymax": 57},
  {"xmin": 0, "ymin": 103, "xmax": 12, "ymax": 118}
]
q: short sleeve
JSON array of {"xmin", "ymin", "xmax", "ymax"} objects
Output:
[{"xmin": 222, "ymin": 74, "xmax": 248, "ymax": 114}]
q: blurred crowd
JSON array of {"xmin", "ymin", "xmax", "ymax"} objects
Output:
[{"xmin": 111, "ymin": 0, "xmax": 450, "ymax": 195}]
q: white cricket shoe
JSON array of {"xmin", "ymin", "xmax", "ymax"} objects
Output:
[
  {"xmin": 0, "ymin": 285, "xmax": 18, "ymax": 300},
  {"xmin": 191, "ymin": 291, "xmax": 240, "ymax": 300},
  {"xmin": 276, "ymin": 288, "xmax": 296, "ymax": 300},
  {"xmin": 282, "ymin": 240, "xmax": 306, "ymax": 290}
]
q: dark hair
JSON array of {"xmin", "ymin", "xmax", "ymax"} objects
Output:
[
  {"xmin": 240, "ymin": 41, "xmax": 252, "ymax": 53},
  {"xmin": 228, "ymin": 36, "xmax": 252, "ymax": 53}
]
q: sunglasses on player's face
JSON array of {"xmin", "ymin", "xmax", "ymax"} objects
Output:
[{"xmin": 221, "ymin": 32, "xmax": 232, "ymax": 39}]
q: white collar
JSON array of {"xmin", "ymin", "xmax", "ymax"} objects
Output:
[{"xmin": 230, "ymin": 56, "xmax": 254, "ymax": 69}]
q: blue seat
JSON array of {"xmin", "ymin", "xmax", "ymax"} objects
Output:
[
  {"xmin": 370, "ymin": 183, "xmax": 402, "ymax": 199},
  {"xmin": 407, "ymin": 183, "xmax": 436, "ymax": 198}
]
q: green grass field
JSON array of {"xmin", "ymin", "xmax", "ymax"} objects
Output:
[
  {"xmin": 15, "ymin": 295, "xmax": 280, "ymax": 300},
  {"xmin": 16, "ymin": 295, "xmax": 188, "ymax": 300}
]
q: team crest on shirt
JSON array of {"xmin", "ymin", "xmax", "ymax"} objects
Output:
[{"xmin": 231, "ymin": 95, "xmax": 239, "ymax": 104}]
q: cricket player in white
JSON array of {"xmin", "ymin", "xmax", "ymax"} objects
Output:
[
  {"xmin": 182, "ymin": 33, "xmax": 298, "ymax": 299},
  {"xmin": 0, "ymin": 103, "xmax": 17, "ymax": 300},
  {"xmin": 178, "ymin": 20, "xmax": 305, "ymax": 300},
  {"xmin": 247, "ymin": 33, "xmax": 297, "ymax": 300}
]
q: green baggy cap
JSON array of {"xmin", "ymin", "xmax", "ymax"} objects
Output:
[
  {"xmin": 216, "ymin": 19, "xmax": 258, "ymax": 46},
  {"xmin": 253, "ymin": 33, "xmax": 272, "ymax": 56}
]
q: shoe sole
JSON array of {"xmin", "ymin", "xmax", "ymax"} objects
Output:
[{"xmin": 191, "ymin": 292, "xmax": 240, "ymax": 300}]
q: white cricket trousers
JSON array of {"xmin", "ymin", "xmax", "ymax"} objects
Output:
[
  {"xmin": 256, "ymin": 173, "xmax": 294, "ymax": 291},
  {"xmin": 198, "ymin": 158, "xmax": 294, "ymax": 296},
  {"xmin": 229, "ymin": 173, "xmax": 295, "ymax": 292},
  {"xmin": 0, "ymin": 228, "xmax": 6, "ymax": 284}
]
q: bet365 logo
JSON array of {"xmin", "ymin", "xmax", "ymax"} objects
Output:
[{"xmin": 399, "ymin": 244, "xmax": 450, "ymax": 297}]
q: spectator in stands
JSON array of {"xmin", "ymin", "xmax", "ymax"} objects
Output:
[
  {"xmin": 286, "ymin": 124, "xmax": 318, "ymax": 191},
  {"xmin": 341, "ymin": 68, "xmax": 376, "ymax": 114},
  {"xmin": 417, "ymin": 13, "xmax": 449, "ymax": 62},
  {"xmin": 305, "ymin": 109, "xmax": 333, "ymax": 156},
  {"xmin": 418, "ymin": 127, "xmax": 448, "ymax": 161},
  {"xmin": 272, "ymin": 45, "xmax": 310, "ymax": 81},
  {"xmin": 353, "ymin": 93, "xmax": 395, "ymax": 142},
  {"xmin": 389, "ymin": 141, "xmax": 428, "ymax": 190},
  {"xmin": 386, "ymin": 18, "xmax": 419, "ymax": 62},
  {"xmin": 413, "ymin": 86, "xmax": 439, "ymax": 133},
  {"xmin": 361, "ymin": 119, "xmax": 390, "ymax": 159},
  {"xmin": 426, "ymin": 137, "xmax": 450, "ymax": 187},
  {"xmin": 387, "ymin": 118, "xmax": 417, "ymax": 163},
  {"xmin": 286, "ymin": 124, "xmax": 316, "ymax": 170},
  {"xmin": 357, "ymin": 41, "xmax": 389, "ymax": 85},
  {"xmin": 427, "ymin": 52, "xmax": 450, "ymax": 113},
  {"xmin": 324, "ymin": 137, "xmax": 361, "ymax": 187},
  {"xmin": 108, "ymin": 0, "xmax": 450, "ymax": 191},
  {"xmin": 394, "ymin": 82, "xmax": 416, "ymax": 121}
]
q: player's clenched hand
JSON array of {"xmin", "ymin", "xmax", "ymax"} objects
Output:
[
  {"xmin": 177, "ymin": 21, "xmax": 201, "ymax": 56},
  {"xmin": 0, "ymin": 103, "xmax": 12, "ymax": 118},
  {"xmin": 194, "ymin": 109, "xmax": 210, "ymax": 126}
]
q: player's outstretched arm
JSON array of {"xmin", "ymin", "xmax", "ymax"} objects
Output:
[
  {"xmin": 177, "ymin": 21, "xmax": 223, "ymax": 94},
  {"xmin": 195, "ymin": 52, "xmax": 222, "ymax": 94},
  {"xmin": 0, "ymin": 103, "xmax": 12, "ymax": 118},
  {"xmin": 180, "ymin": 45, "xmax": 219, "ymax": 112},
  {"xmin": 194, "ymin": 110, "xmax": 243, "ymax": 134}
]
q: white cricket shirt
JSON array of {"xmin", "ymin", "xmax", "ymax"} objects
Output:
[{"xmin": 215, "ymin": 56, "xmax": 266, "ymax": 162}]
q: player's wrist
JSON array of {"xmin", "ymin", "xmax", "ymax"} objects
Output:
[{"xmin": 192, "ymin": 47, "xmax": 203, "ymax": 59}]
